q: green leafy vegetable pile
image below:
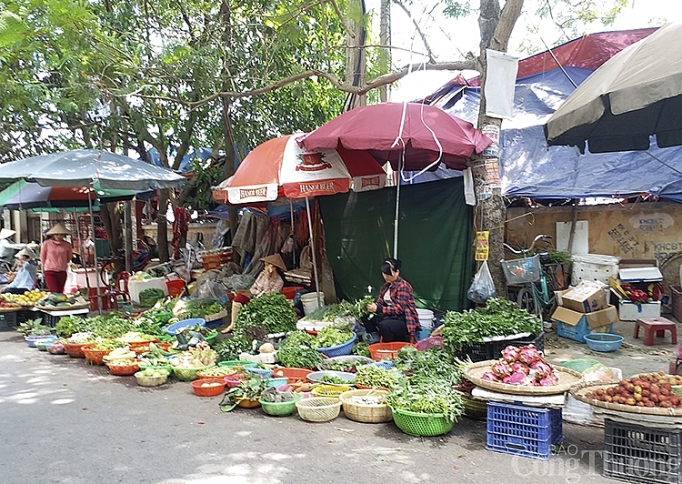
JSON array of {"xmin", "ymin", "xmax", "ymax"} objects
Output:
[
  {"xmin": 139, "ymin": 288, "xmax": 166, "ymax": 308},
  {"xmin": 302, "ymin": 296, "xmax": 374, "ymax": 322},
  {"xmin": 214, "ymin": 335, "xmax": 251, "ymax": 361},
  {"xmin": 314, "ymin": 326, "xmax": 354, "ymax": 349},
  {"xmin": 441, "ymin": 298, "xmax": 542, "ymax": 354},
  {"xmin": 354, "ymin": 365, "xmax": 404, "ymax": 389},
  {"xmin": 275, "ymin": 331, "xmax": 324, "ymax": 369},
  {"xmin": 234, "ymin": 292, "xmax": 297, "ymax": 335},
  {"xmin": 385, "ymin": 376, "xmax": 464, "ymax": 423}
]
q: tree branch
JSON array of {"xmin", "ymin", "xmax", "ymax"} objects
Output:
[
  {"xmin": 491, "ymin": 0, "xmax": 524, "ymax": 52},
  {"xmin": 124, "ymin": 60, "xmax": 476, "ymax": 110},
  {"xmin": 392, "ymin": 0, "xmax": 435, "ymax": 62}
]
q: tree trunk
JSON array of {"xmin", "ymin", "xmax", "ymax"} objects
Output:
[
  {"xmin": 157, "ymin": 190, "xmax": 170, "ymax": 262},
  {"xmin": 379, "ymin": 0, "xmax": 391, "ymax": 102},
  {"xmin": 100, "ymin": 202, "xmax": 125, "ymax": 273},
  {"xmin": 473, "ymin": 0, "xmax": 524, "ymax": 298}
]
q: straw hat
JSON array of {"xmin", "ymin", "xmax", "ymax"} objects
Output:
[
  {"xmin": 0, "ymin": 228, "xmax": 16, "ymax": 240},
  {"xmin": 15, "ymin": 248, "xmax": 33, "ymax": 260},
  {"xmin": 260, "ymin": 253, "xmax": 287, "ymax": 272},
  {"xmin": 46, "ymin": 223, "xmax": 70, "ymax": 236}
]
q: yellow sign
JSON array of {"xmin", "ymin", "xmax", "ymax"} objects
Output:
[{"xmin": 475, "ymin": 231, "xmax": 489, "ymax": 261}]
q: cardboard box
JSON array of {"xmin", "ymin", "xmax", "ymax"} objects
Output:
[
  {"xmin": 618, "ymin": 300, "xmax": 661, "ymax": 321},
  {"xmin": 552, "ymin": 305, "xmax": 619, "ymax": 343},
  {"xmin": 559, "ymin": 281, "xmax": 609, "ymax": 313}
]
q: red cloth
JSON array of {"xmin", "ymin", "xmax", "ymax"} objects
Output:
[
  {"xmin": 171, "ymin": 207, "xmax": 190, "ymax": 259},
  {"xmin": 44, "ymin": 270, "xmax": 67, "ymax": 294},
  {"xmin": 375, "ymin": 277, "xmax": 420, "ymax": 344}
]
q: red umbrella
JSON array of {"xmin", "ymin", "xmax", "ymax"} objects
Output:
[
  {"xmin": 212, "ymin": 134, "xmax": 387, "ymax": 304},
  {"xmin": 301, "ymin": 102, "xmax": 492, "ymax": 171},
  {"xmin": 212, "ymin": 134, "xmax": 387, "ymax": 204}
]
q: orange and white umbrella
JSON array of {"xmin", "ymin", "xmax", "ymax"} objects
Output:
[{"xmin": 212, "ymin": 134, "xmax": 387, "ymax": 205}]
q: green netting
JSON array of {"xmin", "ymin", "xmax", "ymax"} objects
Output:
[{"xmin": 319, "ymin": 178, "xmax": 473, "ymax": 311}]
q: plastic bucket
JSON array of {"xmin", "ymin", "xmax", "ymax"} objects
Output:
[
  {"xmin": 166, "ymin": 279, "xmax": 186, "ymax": 298},
  {"xmin": 301, "ymin": 292, "xmax": 325, "ymax": 316},
  {"xmin": 416, "ymin": 309, "xmax": 434, "ymax": 330}
]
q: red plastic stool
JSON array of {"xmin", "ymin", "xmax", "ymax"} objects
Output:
[{"xmin": 633, "ymin": 317, "xmax": 678, "ymax": 346}]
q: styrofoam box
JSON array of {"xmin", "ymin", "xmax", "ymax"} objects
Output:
[
  {"xmin": 129, "ymin": 277, "xmax": 169, "ymax": 305},
  {"xmin": 571, "ymin": 254, "xmax": 621, "ymax": 285},
  {"xmin": 618, "ymin": 300, "xmax": 661, "ymax": 321}
]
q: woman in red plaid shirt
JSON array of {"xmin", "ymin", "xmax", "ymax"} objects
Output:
[{"xmin": 365, "ymin": 258, "xmax": 420, "ymax": 343}]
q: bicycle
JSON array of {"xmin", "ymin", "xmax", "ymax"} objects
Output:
[{"xmin": 501, "ymin": 234, "xmax": 558, "ymax": 321}]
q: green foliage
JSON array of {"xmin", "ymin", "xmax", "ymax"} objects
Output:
[
  {"xmin": 544, "ymin": 249, "xmax": 573, "ymax": 264},
  {"xmin": 234, "ymin": 292, "xmax": 297, "ymax": 336},
  {"xmin": 17, "ymin": 318, "xmax": 53, "ymax": 337},
  {"xmin": 214, "ymin": 335, "xmax": 251, "ymax": 362},
  {"xmin": 441, "ymin": 298, "xmax": 542, "ymax": 353}
]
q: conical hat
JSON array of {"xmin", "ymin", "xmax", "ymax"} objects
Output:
[
  {"xmin": 46, "ymin": 223, "xmax": 70, "ymax": 236},
  {"xmin": 15, "ymin": 248, "xmax": 33, "ymax": 260},
  {"xmin": 0, "ymin": 228, "xmax": 15, "ymax": 240},
  {"xmin": 260, "ymin": 253, "xmax": 287, "ymax": 272}
]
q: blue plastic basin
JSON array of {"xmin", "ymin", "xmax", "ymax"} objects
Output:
[
  {"xmin": 583, "ymin": 333, "xmax": 624, "ymax": 352},
  {"xmin": 166, "ymin": 318, "xmax": 206, "ymax": 336}
]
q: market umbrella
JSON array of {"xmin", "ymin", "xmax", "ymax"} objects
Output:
[
  {"xmin": 0, "ymin": 149, "xmax": 187, "ymax": 190},
  {"xmin": 302, "ymin": 102, "xmax": 491, "ymax": 257},
  {"xmin": 544, "ymin": 23, "xmax": 682, "ymax": 153},
  {"xmin": 301, "ymin": 102, "xmax": 492, "ymax": 171},
  {"xmin": 0, "ymin": 149, "xmax": 186, "ymax": 311},
  {"xmin": 0, "ymin": 180, "xmax": 145, "ymax": 210},
  {"xmin": 212, "ymin": 134, "xmax": 387, "ymax": 305}
]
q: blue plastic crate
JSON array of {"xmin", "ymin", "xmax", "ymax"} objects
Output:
[
  {"xmin": 486, "ymin": 402, "xmax": 563, "ymax": 460},
  {"xmin": 556, "ymin": 318, "xmax": 613, "ymax": 343}
]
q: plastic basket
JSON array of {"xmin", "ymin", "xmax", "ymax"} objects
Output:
[
  {"xmin": 368, "ymin": 342, "xmax": 415, "ymax": 361},
  {"xmin": 295, "ymin": 397, "xmax": 342, "ymax": 422},
  {"xmin": 62, "ymin": 342, "xmax": 95, "ymax": 358},
  {"xmin": 501, "ymin": 255, "xmax": 541, "ymax": 285},
  {"xmin": 311, "ymin": 385, "xmax": 352, "ymax": 399},
  {"xmin": 134, "ymin": 370, "xmax": 168, "ymax": 387},
  {"xmin": 259, "ymin": 393, "xmax": 302, "ymax": 416},
  {"xmin": 583, "ymin": 333, "xmax": 624, "ymax": 352},
  {"xmin": 165, "ymin": 318, "xmax": 206, "ymax": 336},
  {"xmin": 218, "ymin": 360, "xmax": 257, "ymax": 368},
  {"xmin": 460, "ymin": 394, "xmax": 487, "ymax": 420},
  {"xmin": 486, "ymin": 402, "xmax": 563, "ymax": 460},
  {"xmin": 271, "ymin": 367, "xmax": 311, "ymax": 382},
  {"xmin": 173, "ymin": 365, "xmax": 216, "ymax": 382},
  {"xmin": 190, "ymin": 378, "xmax": 226, "ymax": 397},
  {"xmin": 265, "ymin": 377, "xmax": 289, "ymax": 388},
  {"xmin": 339, "ymin": 389, "xmax": 393, "ymax": 423},
  {"xmin": 107, "ymin": 360, "xmax": 141, "ymax": 376},
  {"xmin": 244, "ymin": 367, "xmax": 274, "ymax": 379},
  {"xmin": 316, "ymin": 334, "xmax": 357, "ymax": 357},
  {"xmin": 603, "ymin": 418, "xmax": 682, "ymax": 484},
  {"xmin": 391, "ymin": 407, "xmax": 454, "ymax": 437},
  {"xmin": 82, "ymin": 347, "xmax": 112, "ymax": 366}
]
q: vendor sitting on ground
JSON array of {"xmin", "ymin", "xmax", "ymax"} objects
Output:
[
  {"xmin": 363, "ymin": 257, "xmax": 420, "ymax": 344},
  {"xmin": 222, "ymin": 253, "xmax": 287, "ymax": 333},
  {"xmin": 2, "ymin": 249, "xmax": 37, "ymax": 294}
]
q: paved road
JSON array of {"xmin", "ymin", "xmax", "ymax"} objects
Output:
[{"xmin": 0, "ymin": 331, "xmax": 622, "ymax": 484}]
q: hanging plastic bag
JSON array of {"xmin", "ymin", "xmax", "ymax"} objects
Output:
[{"xmin": 467, "ymin": 261, "xmax": 497, "ymax": 304}]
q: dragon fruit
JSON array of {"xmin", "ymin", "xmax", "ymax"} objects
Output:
[
  {"xmin": 491, "ymin": 361, "xmax": 512, "ymax": 378},
  {"xmin": 481, "ymin": 371, "xmax": 500, "ymax": 382},
  {"xmin": 538, "ymin": 373, "xmax": 559, "ymax": 387},
  {"xmin": 530, "ymin": 360, "xmax": 553, "ymax": 380},
  {"xmin": 501, "ymin": 345, "xmax": 519, "ymax": 363},
  {"xmin": 517, "ymin": 345, "xmax": 541, "ymax": 365},
  {"xmin": 503, "ymin": 372, "xmax": 529, "ymax": 385},
  {"xmin": 511, "ymin": 361, "xmax": 530, "ymax": 375}
]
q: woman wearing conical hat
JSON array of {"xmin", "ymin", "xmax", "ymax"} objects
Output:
[
  {"xmin": 40, "ymin": 223, "xmax": 73, "ymax": 294},
  {"xmin": 221, "ymin": 253, "xmax": 287, "ymax": 334}
]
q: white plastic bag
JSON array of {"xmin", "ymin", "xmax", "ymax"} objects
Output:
[{"xmin": 467, "ymin": 261, "xmax": 497, "ymax": 304}]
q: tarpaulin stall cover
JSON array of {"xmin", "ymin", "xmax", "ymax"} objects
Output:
[
  {"xmin": 319, "ymin": 178, "xmax": 472, "ymax": 311},
  {"xmin": 421, "ymin": 27, "xmax": 682, "ymax": 203}
]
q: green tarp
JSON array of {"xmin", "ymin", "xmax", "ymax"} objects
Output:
[{"xmin": 319, "ymin": 178, "xmax": 473, "ymax": 311}]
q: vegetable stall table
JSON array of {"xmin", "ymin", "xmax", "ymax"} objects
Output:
[{"xmin": 39, "ymin": 306, "xmax": 90, "ymax": 328}]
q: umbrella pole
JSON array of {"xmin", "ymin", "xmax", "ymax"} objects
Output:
[
  {"xmin": 393, "ymin": 154, "xmax": 404, "ymax": 259},
  {"xmin": 76, "ymin": 214, "xmax": 91, "ymax": 298},
  {"xmin": 88, "ymin": 190, "xmax": 103, "ymax": 315},
  {"xmin": 290, "ymin": 199, "xmax": 296, "ymax": 267},
  {"xmin": 305, "ymin": 197, "xmax": 322, "ymax": 308}
]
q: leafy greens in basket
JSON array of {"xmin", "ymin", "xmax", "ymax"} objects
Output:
[{"xmin": 441, "ymin": 298, "xmax": 542, "ymax": 353}]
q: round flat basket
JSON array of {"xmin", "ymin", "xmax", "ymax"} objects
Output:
[
  {"xmin": 391, "ymin": 407, "xmax": 453, "ymax": 437},
  {"xmin": 464, "ymin": 360, "xmax": 583, "ymax": 396},
  {"xmin": 339, "ymin": 389, "xmax": 392, "ymax": 423},
  {"xmin": 570, "ymin": 381, "xmax": 682, "ymax": 417},
  {"xmin": 259, "ymin": 393, "xmax": 302, "ymax": 416},
  {"xmin": 458, "ymin": 393, "xmax": 487, "ymax": 420},
  {"xmin": 295, "ymin": 397, "xmax": 342, "ymax": 423}
]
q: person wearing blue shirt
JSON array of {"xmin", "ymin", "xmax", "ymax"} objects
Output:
[{"xmin": 2, "ymin": 249, "xmax": 37, "ymax": 294}]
